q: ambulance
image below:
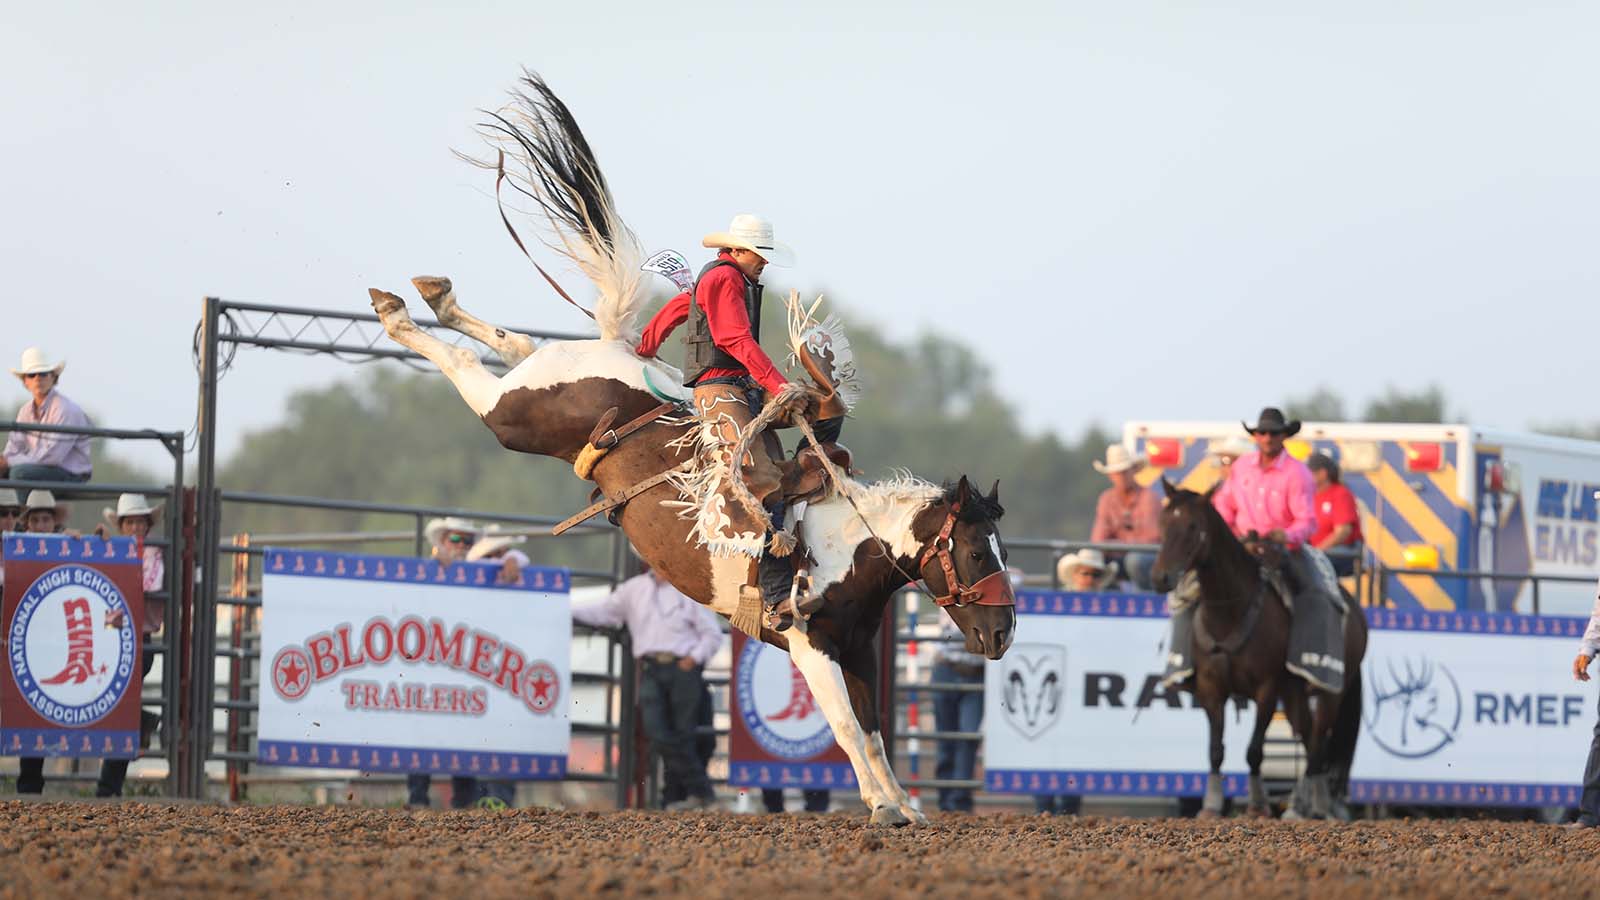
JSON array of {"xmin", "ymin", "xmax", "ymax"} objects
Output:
[{"xmin": 1121, "ymin": 421, "xmax": 1600, "ymax": 616}]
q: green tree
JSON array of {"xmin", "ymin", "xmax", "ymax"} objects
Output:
[
  {"xmin": 1361, "ymin": 384, "xmax": 1452, "ymax": 423},
  {"xmin": 1284, "ymin": 386, "xmax": 1346, "ymax": 422}
]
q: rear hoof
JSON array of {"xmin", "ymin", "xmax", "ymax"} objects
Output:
[
  {"xmin": 411, "ymin": 276, "xmax": 454, "ymax": 305},
  {"xmin": 870, "ymin": 805, "xmax": 910, "ymax": 827}
]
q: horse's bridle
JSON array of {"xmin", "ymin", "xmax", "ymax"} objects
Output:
[{"xmin": 918, "ymin": 498, "xmax": 1016, "ymax": 609}]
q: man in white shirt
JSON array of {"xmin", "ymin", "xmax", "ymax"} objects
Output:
[{"xmin": 575, "ymin": 566, "xmax": 725, "ymax": 810}]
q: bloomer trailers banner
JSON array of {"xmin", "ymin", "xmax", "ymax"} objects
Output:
[
  {"xmin": 1349, "ymin": 607, "xmax": 1589, "ymax": 807},
  {"xmin": 2, "ymin": 534, "xmax": 144, "ymax": 759},
  {"xmin": 983, "ymin": 591, "xmax": 1254, "ymax": 797},
  {"xmin": 727, "ymin": 631, "xmax": 856, "ymax": 790},
  {"xmin": 259, "ymin": 548, "xmax": 571, "ymax": 779}
]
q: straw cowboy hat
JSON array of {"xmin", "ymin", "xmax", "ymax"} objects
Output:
[
  {"xmin": 0, "ymin": 488, "xmax": 20, "ymax": 509},
  {"xmin": 1207, "ymin": 435, "xmax": 1254, "ymax": 462},
  {"xmin": 102, "ymin": 493, "xmax": 163, "ymax": 529},
  {"xmin": 1243, "ymin": 407, "xmax": 1301, "ymax": 437},
  {"xmin": 466, "ymin": 525, "xmax": 526, "ymax": 562},
  {"xmin": 23, "ymin": 489, "xmax": 62, "ymax": 514},
  {"xmin": 1057, "ymin": 549, "xmax": 1116, "ymax": 590},
  {"xmin": 11, "ymin": 347, "xmax": 65, "ymax": 380},
  {"xmin": 701, "ymin": 214, "xmax": 795, "ymax": 267},
  {"xmin": 1092, "ymin": 443, "xmax": 1146, "ymax": 475},
  {"xmin": 423, "ymin": 516, "xmax": 481, "ymax": 547}
]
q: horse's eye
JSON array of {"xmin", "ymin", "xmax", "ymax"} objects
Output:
[{"xmin": 970, "ymin": 550, "xmax": 984, "ymax": 561}]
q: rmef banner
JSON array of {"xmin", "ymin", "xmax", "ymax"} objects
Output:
[
  {"xmin": 1350, "ymin": 606, "xmax": 1588, "ymax": 807},
  {"xmin": 984, "ymin": 590, "xmax": 1593, "ymax": 806},
  {"xmin": 2, "ymin": 534, "xmax": 144, "ymax": 759},
  {"xmin": 727, "ymin": 631, "xmax": 856, "ymax": 790},
  {"xmin": 259, "ymin": 548, "xmax": 571, "ymax": 778}
]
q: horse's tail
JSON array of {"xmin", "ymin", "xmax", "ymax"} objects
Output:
[
  {"xmin": 1327, "ymin": 665, "xmax": 1362, "ymax": 797},
  {"xmin": 466, "ymin": 70, "xmax": 646, "ymax": 344}
]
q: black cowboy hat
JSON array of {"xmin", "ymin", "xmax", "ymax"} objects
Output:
[{"xmin": 1242, "ymin": 407, "xmax": 1301, "ymax": 437}]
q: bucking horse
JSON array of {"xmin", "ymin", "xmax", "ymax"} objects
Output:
[{"xmin": 366, "ymin": 72, "xmax": 1016, "ymax": 825}]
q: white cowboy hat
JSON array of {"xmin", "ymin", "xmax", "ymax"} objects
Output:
[
  {"xmin": 23, "ymin": 489, "xmax": 61, "ymax": 514},
  {"xmin": 1207, "ymin": 435, "xmax": 1254, "ymax": 462},
  {"xmin": 423, "ymin": 516, "xmax": 481, "ymax": 548},
  {"xmin": 11, "ymin": 347, "xmax": 65, "ymax": 380},
  {"xmin": 0, "ymin": 488, "xmax": 20, "ymax": 508},
  {"xmin": 1057, "ymin": 549, "xmax": 1115, "ymax": 590},
  {"xmin": 102, "ymin": 493, "xmax": 163, "ymax": 529},
  {"xmin": 466, "ymin": 525, "xmax": 527, "ymax": 561},
  {"xmin": 1092, "ymin": 443, "xmax": 1146, "ymax": 475},
  {"xmin": 701, "ymin": 214, "xmax": 795, "ymax": 268}
]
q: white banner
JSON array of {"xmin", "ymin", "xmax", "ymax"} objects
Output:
[
  {"xmin": 984, "ymin": 592, "xmax": 1592, "ymax": 805},
  {"xmin": 258, "ymin": 548, "xmax": 572, "ymax": 779}
]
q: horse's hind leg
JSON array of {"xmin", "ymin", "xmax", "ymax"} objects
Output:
[
  {"xmin": 1244, "ymin": 683, "xmax": 1279, "ymax": 817},
  {"xmin": 369, "ymin": 289, "xmax": 505, "ymax": 417},
  {"xmin": 410, "ymin": 276, "xmax": 538, "ymax": 368}
]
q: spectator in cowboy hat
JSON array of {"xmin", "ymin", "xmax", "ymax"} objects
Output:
[
  {"xmin": 1055, "ymin": 549, "xmax": 1117, "ymax": 592},
  {"xmin": 20, "ymin": 489, "xmax": 70, "ymax": 535},
  {"xmin": 407, "ymin": 515, "xmax": 486, "ymax": 809},
  {"xmin": 1089, "ymin": 444, "xmax": 1164, "ymax": 590},
  {"xmin": 91, "ymin": 493, "xmax": 166, "ymax": 797},
  {"xmin": 1, "ymin": 347, "xmax": 93, "ymax": 483},
  {"xmin": 466, "ymin": 524, "xmax": 530, "ymax": 586}
]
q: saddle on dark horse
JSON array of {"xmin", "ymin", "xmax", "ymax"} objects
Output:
[{"xmin": 1163, "ymin": 543, "xmax": 1349, "ymax": 694}]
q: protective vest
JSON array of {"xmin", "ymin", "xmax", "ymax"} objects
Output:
[{"xmin": 683, "ymin": 258, "xmax": 762, "ymax": 386}]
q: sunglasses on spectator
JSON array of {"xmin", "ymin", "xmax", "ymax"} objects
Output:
[
  {"xmin": 21, "ymin": 372, "xmax": 51, "ymax": 380},
  {"xmin": 0, "ymin": 508, "xmax": 19, "ymax": 518},
  {"xmin": 446, "ymin": 533, "xmax": 476, "ymax": 545}
]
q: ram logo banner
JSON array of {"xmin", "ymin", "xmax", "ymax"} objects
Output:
[
  {"xmin": 727, "ymin": 631, "xmax": 854, "ymax": 789},
  {"xmin": 258, "ymin": 549, "xmax": 571, "ymax": 778},
  {"xmin": 2, "ymin": 535, "xmax": 145, "ymax": 758},
  {"xmin": 998, "ymin": 643, "xmax": 1065, "ymax": 740}
]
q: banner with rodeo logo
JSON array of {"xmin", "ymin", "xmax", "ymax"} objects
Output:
[
  {"xmin": 259, "ymin": 548, "xmax": 571, "ymax": 778},
  {"xmin": 727, "ymin": 631, "xmax": 855, "ymax": 790},
  {"xmin": 2, "ymin": 534, "xmax": 144, "ymax": 759}
]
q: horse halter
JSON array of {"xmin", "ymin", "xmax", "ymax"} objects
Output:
[{"xmin": 918, "ymin": 498, "xmax": 1016, "ymax": 609}]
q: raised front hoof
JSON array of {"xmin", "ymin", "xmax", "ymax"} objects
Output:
[
  {"xmin": 366, "ymin": 288, "xmax": 406, "ymax": 320},
  {"xmin": 410, "ymin": 276, "xmax": 455, "ymax": 310},
  {"xmin": 870, "ymin": 805, "xmax": 911, "ymax": 827}
]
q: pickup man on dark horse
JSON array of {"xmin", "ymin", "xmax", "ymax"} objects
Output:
[
  {"xmin": 634, "ymin": 215, "xmax": 845, "ymax": 628},
  {"xmin": 1155, "ymin": 407, "xmax": 1362, "ymax": 818}
]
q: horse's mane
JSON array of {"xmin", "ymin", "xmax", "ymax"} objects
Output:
[
  {"xmin": 464, "ymin": 70, "xmax": 648, "ymax": 344},
  {"xmin": 833, "ymin": 472, "xmax": 1003, "ymax": 523}
]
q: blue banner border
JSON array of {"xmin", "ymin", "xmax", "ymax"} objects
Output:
[
  {"xmin": 3, "ymin": 728, "xmax": 140, "ymax": 759},
  {"xmin": 3, "ymin": 533, "xmax": 140, "ymax": 564},
  {"xmin": 728, "ymin": 762, "xmax": 857, "ymax": 789},
  {"xmin": 258, "ymin": 740, "xmax": 566, "ymax": 779},
  {"xmin": 262, "ymin": 548, "xmax": 571, "ymax": 594}
]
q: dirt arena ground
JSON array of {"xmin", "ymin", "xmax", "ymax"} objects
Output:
[{"xmin": 3, "ymin": 801, "xmax": 1597, "ymax": 899}]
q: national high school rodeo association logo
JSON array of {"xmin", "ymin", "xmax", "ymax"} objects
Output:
[
  {"xmin": 8, "ymin": 563, "xmax": 138, "ymax": 728},
  {"xmin": 736, "ymin": 639, "xmax": 835, "ymax": 759}
]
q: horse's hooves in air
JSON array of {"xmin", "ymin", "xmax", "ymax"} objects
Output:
[
  {"xmin": 870, "ymin": 805, "xmax": 911, "ymax": 827},
  {"xmin": 369, "ymin": 289, "xmax": 407, "ymax": 319},
  {"xmin": 410, "ymin": 276, "xmax": 453, "ymax": 305}
]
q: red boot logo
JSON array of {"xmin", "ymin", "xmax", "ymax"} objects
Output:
[
  {"xmin": 40, "ymin": 597, "xmax": 105, "ymax": 686},
  {"xmin": 766, "ymin": 663, "xmax": 816, "ymax": 721}
]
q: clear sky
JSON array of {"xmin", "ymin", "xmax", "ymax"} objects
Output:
[{"xmin": 4, "ymin": 1, "xmax": 1596, "ymax": 473}]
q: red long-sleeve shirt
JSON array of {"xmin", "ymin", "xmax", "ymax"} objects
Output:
[{"xmin": 635, "ymin": 252, "xmax": 787, "ymax": 395}]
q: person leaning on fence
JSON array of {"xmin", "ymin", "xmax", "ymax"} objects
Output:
[
  {"xmin": 13, "ymin": 491, "xmax": 72, "ymax": 794},
  {"xmin": 92, "ymin": 494, "xmax": 166, "ymax": 796},
  {"xmin": 1089, "ymin": 444, "xmax": 1163, "ymax": 590},
  {"xmin": 1565, "ymin": 580, "xmax": 1600, "ymax": 830},
  {"xmin": 405, "ymin": 516, "xmax": 488, "ymax": 809},
  {"xmin": 1, "ymin": 347, "xmax": 92, "ymax": 483},
  {"xmin": 466, "ymin": 524, "xmax": 530, "ymax": 585},
  {"xmin": 573, "ymin": 563, "xmax": 726, "ymax": 811},
  {"xmin": 1307, "ymin": 452, "xmax": 1362, "ymax": 576}
]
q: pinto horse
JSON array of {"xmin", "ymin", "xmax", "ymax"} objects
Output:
[
  {"xmin": 1150, "ymin": 482, "xmax": 1367, "ymax": 819},
  {"xmin": 365, "ymin": 72, "xmax": 1015, "ymax": 825}
]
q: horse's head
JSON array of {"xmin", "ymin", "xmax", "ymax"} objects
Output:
[
  {"xmin": 917, "ymin": 476, "xmax": 1015, "ymax": 660},
  {"xmin": 1150, "ymin": 477, "xmax": 1222, "ymax": 593}
]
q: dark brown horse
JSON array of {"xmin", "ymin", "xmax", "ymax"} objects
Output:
[
  {"xmin": 367, "ymin": 72, "xmax": 1015, "ymax": 825},
  {"xmin": 1150, "ymin": 481, "xmax": 1367, "ymax": 818}
]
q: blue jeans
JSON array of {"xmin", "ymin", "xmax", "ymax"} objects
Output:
[
  {"xmin": 407, "ymin": 773, "xmax": 480, "ymax": 808},
  {"xmin": 640, "ymin": 658, "xmax": 712, "ymax": 803},
  {"xmin": 1035, "ymin": 794, "xmax": 1083, "ymax": 815},
  {"xmin": 932, "ymin": 661, "xmax": 984, "ymax": 812},
  {"xmin": 1579, "ymin": 687, "xmax": 1600, "ymax": 826},
  {"xmin": 1121, "ymin": 551, "xmax": 1157, "ymax": 590},
  {"xmin": 762, "ymin": 788, "xmax": 830, "ymax": 812},
  {"xmin": 7, "ymin": 464, "xmax": 89, "ymax": 483}
]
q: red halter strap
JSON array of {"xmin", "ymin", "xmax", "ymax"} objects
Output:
[{"xmin": 917, "ymin": 499, "xmax": 1016, "ymax": 609}]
